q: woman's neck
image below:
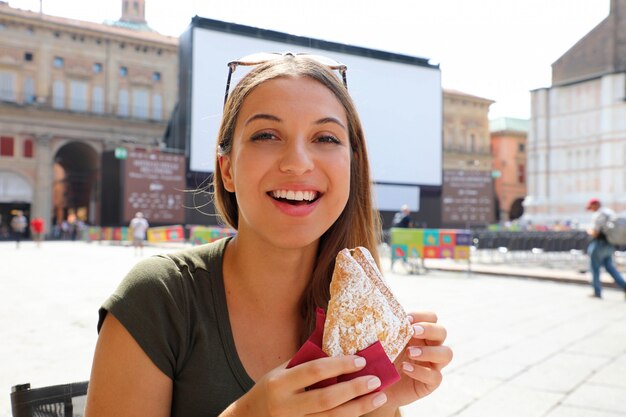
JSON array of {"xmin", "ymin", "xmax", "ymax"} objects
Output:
[{"xmin": 222, "ymin": 234, "xmax": 317, "ymax": 316}]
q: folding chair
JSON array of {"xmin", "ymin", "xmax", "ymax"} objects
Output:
[{"xmin": 10, "ymin": 381, "xmax": 88, "ymax": 417}]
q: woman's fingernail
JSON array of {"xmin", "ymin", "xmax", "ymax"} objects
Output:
[
  {"xmin": 367, "ymin": 377, "xmax": 381, "ymax": 390},
  {"xmin": 403, "ymin": 362, "xmax": 415, "ymax": 372},
  {"xmin": 354, "ymin": 357, "xmax": 366, "ymax": 368},
  {"xmin": 413, "ymin": 325, "xmax": 424, "ymax": 336},
  {"xmin": 407, "ymin": 315, "xmax": 414, "ymax": 323},
  {"xmin": 409, "ymin": 346, "xmax": 422, "ymax": 358},
  {"xmin": 372, "ymin": 393, "xmax": 387, "ymax": 407}
]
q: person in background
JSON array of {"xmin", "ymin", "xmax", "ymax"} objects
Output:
[
  {"xmin": 30, "ymin": 216, "xmax": 45, "ymax": 248},
  {"xmin": 129, "ymin": 212, "xmax": 149, "ymax": 256},
  {"xmin": 585, "ymin": 198, "xmax": 626, "ymax": 299},
  {"xmin": 85, "ymin": 53, "xmax": 452, "ymax": 417},
  {"xmin": 392, "ymin": 204, "xmax": 413, "ymax": 228},
  {"xmin": 10, "ymin": 210, "xmax": 27, "ymax": 249}
]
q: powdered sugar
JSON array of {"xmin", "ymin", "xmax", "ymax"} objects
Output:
[{"xmin": 322, "ymin": 247, "xmax": 413, "ymax": 361}]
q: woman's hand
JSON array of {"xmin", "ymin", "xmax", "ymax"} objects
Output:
[
  {"xmin": 221, "ymin": 355, "xmax": 388, "ymax": 417},
  {"xmin": 368, "ymin": 311, "xmax": 453, "ymax": 415}
]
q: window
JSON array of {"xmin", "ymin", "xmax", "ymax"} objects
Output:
[
  {"xmin": 70, "ymin": 80, "xmax": 88, "ymax": 112},
  {"xmin": 23, "ymin": 139, "xmax": 33, "ymax": 158},
  {"xmin": 151, "ymin": 94, "xmax": 162, "ymax": 120},
  {"xmin": 132, "ymin": 88, "xmax": 149, "ymax": 119},
  {"xmin": 24, "ymin": 52, "xmax": 33, "ymax": 62},
  {"xmin": 152, "ymin": 71, "xmax": 161, "ymax": 82},
  {"xmin": 518, "ymin": 164, "xmax": 526, "ymax": 184},
  {"xmin": 469, "ymin": 133, "xmax": 476, "ymax": 153},
  {"xmin": 0, "ymin": 137, "xmax": 14, "ymax": 156},
  {"xmin": 0, "ymin": 71, "xmax": 16, "ymax": 102},
  {"xmin": 119, "ymin": 66, "xmax": 128, "ymax": 77},
  {"xmin": 93, "ymin": 63, "xmax": 103, "ymax": 74},
  {"xmin": 53, "ymin": 56, "xmax": 64, "ymax": 68},
  {"xmin": 52, "ymin": 80, "xmax": 65, "ymax": 109},
  {"xmin": 118, "ymin": 89, "xmax": 129, "ymax": 116},
  {"xmin": 92, "ymin": 86, "xmax": 104, "ymax": 114},
  {"xmin": 518, "ymin": 143, "xmax": 525, "ymax": 152},
  {"xmin": 23, "ymin": 77, "xmax": 35, "ymax": 104}
]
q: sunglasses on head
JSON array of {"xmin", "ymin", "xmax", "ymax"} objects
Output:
[{"xmin": 223, "ymin": 52, "xmax": 348, "ymax": 106}]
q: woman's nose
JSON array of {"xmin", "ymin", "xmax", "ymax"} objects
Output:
[{"xmin": 279, "ymin": 140, "xmax": 314, "ymax": 175}]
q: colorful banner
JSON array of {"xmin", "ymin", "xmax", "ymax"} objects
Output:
[
  {"xmin": 390, "ymin": 228, "xmax": 471, "ymax": 263},
  {"xmin": 147, "ymin": 225, "xmax": 185, "ymax": 243},
  {"xmin": 189, "ymin": 226, "xmax": 237, "ymax": 245}
]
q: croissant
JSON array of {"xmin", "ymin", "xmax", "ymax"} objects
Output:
[{"xmin": 322, "ymin": 247, "xmax": 413, "ymax": 362}]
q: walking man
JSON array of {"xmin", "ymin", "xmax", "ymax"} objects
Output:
[
  {"xmin": 10, "ymin": 210, "xmax": 27, "ymax": 249},
  {"xmin": 586, "ymin": 198, "xmax": 626, "ymax": 299},
  {"xmin": 129, "ymin": 212, "xmax": 149, "ymax": 256}
]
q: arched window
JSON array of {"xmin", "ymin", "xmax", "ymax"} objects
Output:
[
  {"xmin": 151, "ymin": 94, "xmax": 162, "ymax": 120},
  {"xmin": 469, "ymin": 133, "xmax": 476, "ymax": 153},
  {"xmin": 52, "ymin": 80, "xmax": 65, "ymax": 109},
  {"xmin": 118, "ymin": 89, "xmax": 129, "ymax": 116}
]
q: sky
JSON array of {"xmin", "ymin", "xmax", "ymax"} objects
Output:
[{"xmin": 7, "ymin": 0, "xmax": 611, "ymax": 120}]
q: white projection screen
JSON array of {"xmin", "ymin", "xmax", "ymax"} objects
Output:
[{"xmin": 185, "ymin": 19, "xmax": 442, "ymax": 192}]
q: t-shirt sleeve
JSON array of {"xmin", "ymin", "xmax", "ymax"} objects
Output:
[{"xmin": 98, "ymin": 255, "xmax": 189, "ymax": 379}]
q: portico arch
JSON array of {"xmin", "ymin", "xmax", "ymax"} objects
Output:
[
  {"xmin": 53, "ymin": 141, "xmax": 100, "ymax": 225},
  {"xmin": 0, "ymin": 170, "xmax": 33, "ymax": 238}
]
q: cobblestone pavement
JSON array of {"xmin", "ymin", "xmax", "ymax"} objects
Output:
[{"xmin": 1, "ymin": 241, "xmax": 625, "ymax": 417}]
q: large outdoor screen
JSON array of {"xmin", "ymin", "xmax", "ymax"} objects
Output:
[{"xmin": 187, "ymin": 22, "xmax": 442, "ymax": 189}]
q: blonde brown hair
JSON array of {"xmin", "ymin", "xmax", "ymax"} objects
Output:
[{"xmin": 213, "ymin": 55, "xmax": 382, "ymax": 339}]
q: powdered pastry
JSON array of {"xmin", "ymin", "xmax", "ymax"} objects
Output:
[{"xmin": 322, "ymin": 247, "xmax": 413, "ymax": 362}]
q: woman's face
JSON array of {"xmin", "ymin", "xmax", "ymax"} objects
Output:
[{"xmin": 219, "ymin": 76, "xmax": 351, "ymax": 250}]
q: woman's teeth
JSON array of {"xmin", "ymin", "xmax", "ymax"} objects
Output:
[{"xmin": 271, "ymin": 190, "xmax": 318, "ymax": 202}]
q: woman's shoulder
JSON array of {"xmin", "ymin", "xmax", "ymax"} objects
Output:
[{"xmin": 155, "ymin": 237, "xmax": 230, "ymax": 276}]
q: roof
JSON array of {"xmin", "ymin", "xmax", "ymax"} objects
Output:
[
  {"xmin": 443, "ymin": 88, "xmax": 495, "ymax": 104},
  {"xmin": 490, "ymin": 117, "xmax": 529, "ymax": 133},
  {"xmin": 0, "ymin": 3, "xmax": 177, "ymax": 47}
]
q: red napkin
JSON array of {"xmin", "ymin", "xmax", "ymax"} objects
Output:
[{"xmin": 286, "ymin": 308, "xmax": 401, "ymax": 391}]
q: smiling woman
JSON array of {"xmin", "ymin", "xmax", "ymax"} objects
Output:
[{"xmin": 84, "ymin": 53, "xmax": 452, "ymax": 417}]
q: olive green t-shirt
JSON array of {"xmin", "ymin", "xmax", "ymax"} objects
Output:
[{"xmin": 98, "ymin": 237, "xmax": 255, "ymax": 416}]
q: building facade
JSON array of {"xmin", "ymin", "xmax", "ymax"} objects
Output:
[
  {"xmin": 490, "ymin": 117, "xmax": 528, "ymax": 222},
  {"xmin": 526, "ymin": 0, "xmax": 626, "ymax": 226},
  {"xmin": 442, "ymin": 89, "xmax": 495, "ymax": 228},
  {"xmin": 0, "ymin": 0, "xmax": 178, "ymax": 236}
]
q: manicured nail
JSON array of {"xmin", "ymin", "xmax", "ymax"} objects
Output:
[
  {"xmin": 367, "ymin": 377, "xmax": 381, "ymax": 390},
  {"xmin": 413, "ymin": 325, "xmax": 424, "ymax": 336},
  {"xmin": 354, "ymin": 357, "xmax": 366, "ymax": 368},
  {"xmin": 403, "ymin": 362, "xmax": 415, "ymax": 372},
  {"xmin": 407, "ymin": 315, "xmax": 414, "ymax": 323},
  {"xmin": 409, "ymin": 346, "xmax": 422, "ymax": 358},
  {"xmin": 372, "ymin": 393, "xmax": 387, "ymax": 407}
]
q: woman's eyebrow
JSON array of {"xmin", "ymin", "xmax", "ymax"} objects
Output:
[
  {"xmin": 244, "ymin": 113, "xmax": 282, "ymax": 125},
  {"xmin": 315, "ymin": 117, "xmax": 347, "ymax": 131}
]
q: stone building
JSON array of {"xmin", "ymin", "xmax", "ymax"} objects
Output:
[
  {"xmin": 527, "ymin": 0, "xmax": 626, "ymax": 225},
  {"xmin": 490, "ymin": 117, "xmax": 528, "ymax": 222},
  {"xmin": 442, "ymin": 89, "xmax": 495, "ymax": 228},
  {"xmin": 0, "ymin": 0, "xmax": 178, "ymax": 236}
]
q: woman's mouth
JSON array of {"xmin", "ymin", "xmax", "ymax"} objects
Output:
[{"xmin": 269, "ymin": 189, "xmax": 321, "ymax": 206}]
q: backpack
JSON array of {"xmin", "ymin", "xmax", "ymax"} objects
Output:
[{"xmin": 603, "ymin": 212, "xmax": 626, "ymax": 246}]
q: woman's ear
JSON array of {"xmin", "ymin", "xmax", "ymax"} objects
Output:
[{"xmin": 218, "ymin": 155, "xmax": 235, "ymax": 192}]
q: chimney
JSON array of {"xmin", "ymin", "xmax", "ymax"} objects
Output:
[{"xmin": 120, "ymin": 0, "xmax": 146, "ymax": 24}]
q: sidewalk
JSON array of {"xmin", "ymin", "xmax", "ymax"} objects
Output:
[{"xmin": 1, "ymin": 241, "xmax": 625, "ymax": 417}]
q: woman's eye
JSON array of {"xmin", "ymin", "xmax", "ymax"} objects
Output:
[
  {"xmin": 250, "ymin": 132, "xmax": 276, "ymax": 141},
  {"xmin": 316, "ymin": 135, "xmax": 341, "ymax": 144}
]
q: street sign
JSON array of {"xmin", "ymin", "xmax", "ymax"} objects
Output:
[{"xmin": 114, "ymin": 147, "xmax": 128, "ymax": 159}]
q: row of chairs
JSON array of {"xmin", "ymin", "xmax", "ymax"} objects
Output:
[{"xmin": 472, "ymin": 231, "xmax": 591, "ymax": 252}]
